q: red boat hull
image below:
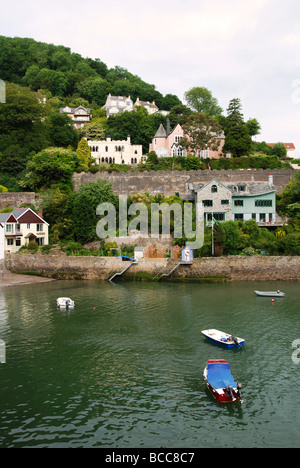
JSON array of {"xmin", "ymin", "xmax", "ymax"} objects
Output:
[{"xmin": 206, "ymin": 382, "xmax": 241, "ymax": 403}]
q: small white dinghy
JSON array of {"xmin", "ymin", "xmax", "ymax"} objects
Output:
[
  {"xmin": 57, "ymin": 297, "xmax": 75, "ymax": 309},
  {"xmin": 255, "ymin": 290, "xmax": 285, "ymax": 297}
]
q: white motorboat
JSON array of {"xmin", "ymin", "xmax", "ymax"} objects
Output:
[
  {"xmin": 57, "ymin": 297, "xmax": 75, "ymax": 308},
  {"xmin": 202, "ymin": 329, "xmax": 245, "ymax": 348}
]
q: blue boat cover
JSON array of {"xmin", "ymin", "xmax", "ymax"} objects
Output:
[{"xmin": 206, "ymin": 362, "xmax": 237, "ymax": 389}]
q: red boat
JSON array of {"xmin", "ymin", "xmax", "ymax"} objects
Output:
[{"xmin": 203, "ymin": 359, "xmax": 242, "ymax": 403}]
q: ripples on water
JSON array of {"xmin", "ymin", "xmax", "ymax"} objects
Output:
[{"xmin": 0, "ymin": 280, "xmax": 299, "ymax": 448}]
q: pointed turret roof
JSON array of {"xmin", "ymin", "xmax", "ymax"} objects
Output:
[{"xmin": 154, "ymin": 124, "xmax": 167, "ymax": 138}]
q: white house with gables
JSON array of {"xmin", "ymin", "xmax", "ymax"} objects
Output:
[{"xmin": 0, "ymin": 208, "xmax": 49, "ymax": 253}]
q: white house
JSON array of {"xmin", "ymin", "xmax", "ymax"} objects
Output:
[
  {"xmin": 0, "ymin": 208, "xmax": 49, "ymax": 253},
  {"xmin": 60, "ymin": 105, "xmax": 92, "ymax": 129},
  {"xmin": 102, "ymin": 94, "xmax": 134, "ymax": 117},
  {"xmin": 88, "ymin": 136, "xmax": 143, "ymax": 165}
]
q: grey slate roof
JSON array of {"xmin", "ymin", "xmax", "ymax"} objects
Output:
[
  {"xmin": 192, "ymin": 179, "xmax": 276, "ymax": 196},
  {"xmin": 154, "ymin": 124, "xmax": 167, "ymax": 138}
]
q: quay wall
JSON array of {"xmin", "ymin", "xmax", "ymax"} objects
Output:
[{"xmin": 4, "ymin": 253, "xmax": 300, "ymax": 282}]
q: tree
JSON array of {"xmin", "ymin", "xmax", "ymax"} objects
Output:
[
  {"xmin": 246, "ymin": 118, "xmax": 261, "ymax": 137},
  {"xmin": 180, "ymin": 113, "xmax": 224, "ymax": 156},
  {"xmin": 0, "ymin": 83, "xmax": 49, "ymax": 175},
  {"xmin": 223, "ymin": 98, "xmax": 252, "ymax": 157},
  {"xmin": 21, "ymin": 147, "xmax": 80, "ymax": 191},
  {"xmin": 270, "ymin": 143, "xmax": 287, "ymax": 158},
  {"xmin": 72, "ymin": 179, "xmax": 118, "ymax": 243},
  {"xmin": 76, "ymin": 137, "xmax": 93, "ymax": 170},
  {"xmin": 47, "ymin": 112, "xmax": 79, "ymax": 148},
  {"xmin": 184, "ymin": 87, "xmax": 223, "ymax": 116}
]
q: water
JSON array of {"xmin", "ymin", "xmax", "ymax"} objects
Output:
[{"xmin": 0, "ymin": 279, "xmax": 299, "ymax": 448}]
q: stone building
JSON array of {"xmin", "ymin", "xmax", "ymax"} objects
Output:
[{"xmin": 191, "ymin": 175, "xmax": 278, "ymax": 225}]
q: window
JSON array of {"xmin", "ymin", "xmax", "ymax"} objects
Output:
[
  {"xmin": 203, "ymin": 200, "xmax": 213, "ymax": 207},
  {"xmin": 234, "ymin": 214, "xmax": 244, "ymax": 221},
  {"xmin": 234, "ymin": 200, "xmax": 244, "ymax": 207},
  {"xmin": 7, "ymin": 238, "xmax": 13, "ymax": 246},
  {"xmin": 221, "ymin": 200, "xmax": 229, "ymax": 205},
  {"xmin": 16, "ymin": 238, "xmax": 21, "ymax": 247},
  {"xmin": 211, "ymin": 185, "xmax": 218, "ymax": 193},
  {"xmin": 6, "ymin": 224, "xmax": 13, "ymax": 233},
  {"xmin": 214, "ymin": 213, "xmax": 225, "ymax": 221},
  {"xmin": 37, "ymin": 224, "xmax": 44, "ymax": 232},
  {"xmin": 260, "ymin": 213, "xmax": 266, "ymax": 222},
  {"xmin": 255, "ymin": 200, "xmax": 272, "ymax": 207},
  {"xmin": 27, "ymin": 224, "xmax": 31, "ymax": 229}
]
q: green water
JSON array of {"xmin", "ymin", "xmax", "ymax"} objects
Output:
[{"xmin": 0, "ymin": 279, "xmax": 299, "ymax": 448}]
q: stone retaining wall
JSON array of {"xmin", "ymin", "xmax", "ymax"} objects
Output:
[
  {"xmin": 4, "ymin": 253, "xmax": 300, "ymax": 282},
  {"xmin": 72, "ymin": 169, "xmax": 295, "ymax": 196}
]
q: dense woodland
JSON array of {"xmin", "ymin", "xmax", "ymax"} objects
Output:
[{"xmin": 0, "ymin": 36, "xmax": 299, "ymax": 255}]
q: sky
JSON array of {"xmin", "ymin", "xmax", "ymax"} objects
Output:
[{"xmin": 0, "ymin": 0, "xmax": 300, "ymax": 156}]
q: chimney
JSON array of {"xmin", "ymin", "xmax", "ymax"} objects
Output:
[
  {"xmin": 268, "ymin": 174, "xmax": 273, "ymax": 186},
  {"xmin": 166, "ymin": 118, "xmax": 170, "ymax": 137}
]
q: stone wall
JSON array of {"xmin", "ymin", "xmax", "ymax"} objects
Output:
[
  {"xmin": 72, "ymin": 169, "xmax": 295, "ymax": 196},
  {"xmin": 0, "ymin": 192, "xmax": 38, "ymax": 210},
  {"xmin": 5, "ymin": 253, "xmax": 300, "ymax": 282}
]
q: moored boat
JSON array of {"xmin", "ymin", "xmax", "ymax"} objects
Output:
[
  {"xmin": 203, "ymin": 359, "xmax": 242, "ymax": 403},
  {"xmin": 255, "ymin": 290, "xmax": 285, "ymax": 297},
  {"xmin": 201, "ymin": 329, "xmax": 245, "ymax": 348},
  {"xmin": 57, "ymin": 297, "xmax": 75, "ymax": 308}
]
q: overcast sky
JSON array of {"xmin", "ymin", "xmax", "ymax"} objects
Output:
[{"xmin": 1, "ymin": 0, "xmax": 300, "ymax": 155}]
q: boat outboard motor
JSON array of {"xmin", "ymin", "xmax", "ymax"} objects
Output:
[
  {"xmin": 236, "ymin": 383, "xmax": 242, "ymax": 400},
  {"xmin": 231, "ymin": 335, "xmax": 239, "ymax": 345},
  {"xmin": 226, "ymin": 385, "xmax": 234, "ymax": 400}
]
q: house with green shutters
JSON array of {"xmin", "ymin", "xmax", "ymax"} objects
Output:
[{"xmin": 191, "ymin": 175, "xmax": 278, "ymax": 225}]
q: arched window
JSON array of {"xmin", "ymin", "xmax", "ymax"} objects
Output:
[
  {"xmin": 109, "ymin": 157, "xmax": 112, "ymax": 164},
  {"xmin": 211, "ymin": 185, "xmax": 218, "ymax": 193},
  {"xmin": 105, "ymin": 146, "xmax": 108, "ymax": 152}
]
